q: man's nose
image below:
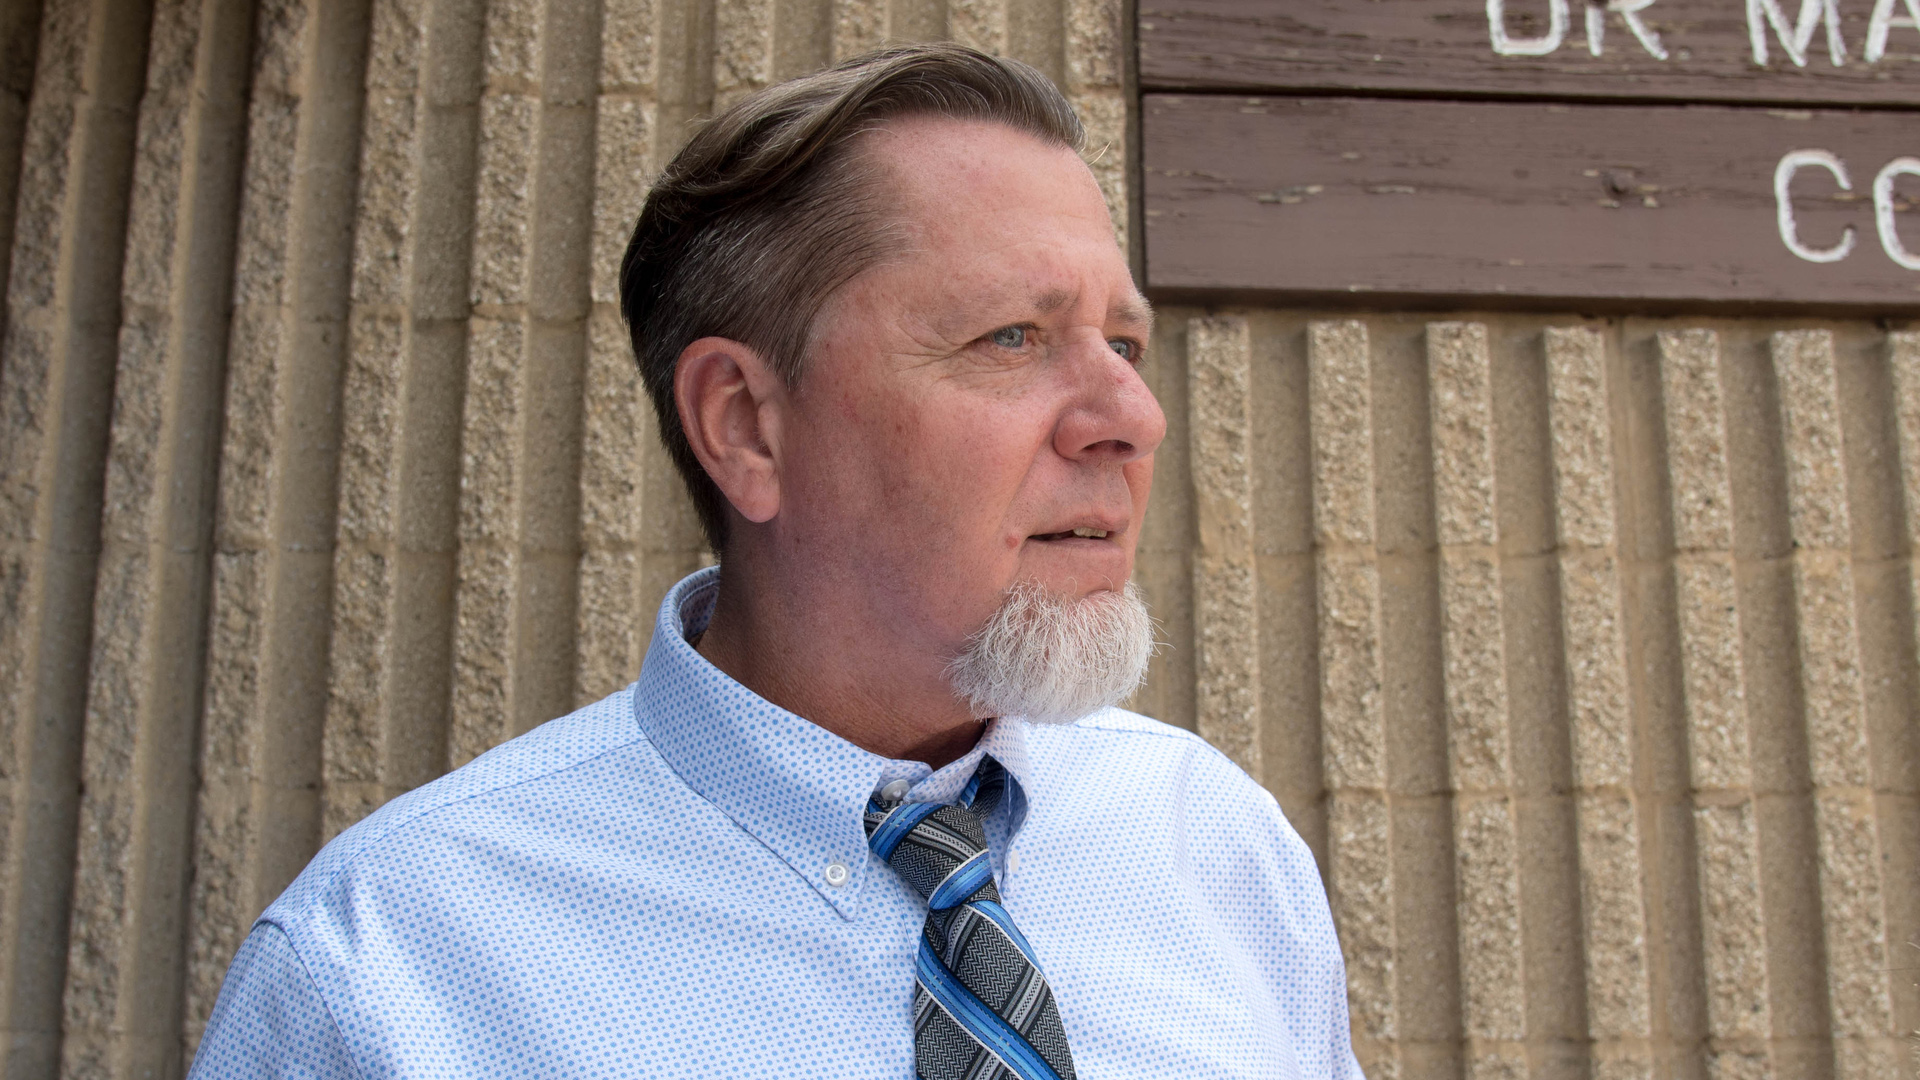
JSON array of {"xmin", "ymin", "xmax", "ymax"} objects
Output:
[{"xmin": 1053, "ymin": 335, "xmax": 1167, "ymax": 465}]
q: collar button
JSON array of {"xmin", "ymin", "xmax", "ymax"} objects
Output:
[{"xmin": 824, "ymin": 861, "xmax": 850, "ymax": 887}]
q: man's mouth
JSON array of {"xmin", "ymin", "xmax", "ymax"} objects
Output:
[{"xmin": 1032, "ymin": 527, "xmax": 1111, "ymax": 541}]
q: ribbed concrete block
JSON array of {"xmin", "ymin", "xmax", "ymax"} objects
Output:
[
  {"xmin": 1427, "ymin": 322, "xmax": 1526, "ymax": 1064},
  {"xmin": 486, "ymin": 0, "xmax": 544, "ymax": 85},
  {"xmin": 590, "ymin": 95, "xmax": 651, "ymax": 307},
  {"xmin": 575, "ymin": 309, "xmax": 647, "ymax": 704},
  {"xmin": 1672, "ymin": 558, "xmax": 1751, "ymax": 790},
  {"xmin": 1659, "ymin": 328, "xmax": 1773, "ymax": 1079},
  {"xmin": 1811, "ymin": 792, "xmax": 1893, "ymax": 1037},
  {"xmin": 65, "ymin": 0, "xmax": 256, "ymax": 1073},
  {"xmin": 601, "ymin": 0, "xmax": 656, "ymax": 88},
  {"xmin": 321, "ymin": 0, "xmax": 469, "ymax": 844},
  {"xmin": 451, "ymin": 315, "xmax": 526, "ymax": 766},
  {"xmin": 1770, "ymin": 330, "xmax": 1897, "ymax": 1080},
  {"xmin": 1065, "ymin": 0, "xmax": 1119, "ymax": 88},
  {"xmin": 1188, "ymin": 316, "xmax": 1259, "ymax": 776},
  {"xmin": 1771, "ymin": 331, "xmax": 1851, "ymax": 552},
  {"xmin": 1315, "ymin": 554, "xmax": 1384, "ymax": 791},
  {"xmin": 324, "ymin": 544, "xmax": 390, "ymax": 830},
  {"xmin": 447, "ymin": 8, "xmax": 537, "ymax": 764},
  {"xmin": 1573, "ymin": 793, "xmax": 1651, "ymax": 1036},
  {"xmin": 1544, "ymin": 328, "xmax": 1651, "ymax": 1061},
  {"xmin": 1556, "ymin": 548, "xmax": 1633, "ymax": 790},
  {"xmin": 187, "ymin": 0, "xmax": 367, "ymax": 1056},
  {"xmin": 189, "ymin": 543, "xmax": 270, "ymax": 1042},
  {"xmin": 578, "ymin": 311, "xmax": 642, "ymax": 554},
  {"xmin": 1889, "ymin": 332, "xmax": 1920, "ymax": 552},
  {"xmin": 713, "ymin": 0, "xmax": 772, "ymax": 108},
  {"xmin": 1545, "ymin": 326, "xmax": 1617, "ymax": 551},
  {"xmin": 1427, "ymin": 322, "xmax": 1498, "ymax": 550},
  {"xmin": 1658, "ymin": 329, "xmax": 1735, "ymax": 554},
  {"xmin": 1327, "ymin": 792, "xmax": 1397, "ymax": 1042},
  {"xmin": 1309, "ymin": 320, "xmax": 1374, "ymax": 550},
  {"xmin": 472, "ymin": 92, "xmax": 536, "ymax": 307},
  {"xmin": 1307, "ymin": 318, "xmax": 1396, "ymax": 1076},
  {"xmin": 1454, "ymin": 792, "xmax": 1526, "ymax": 1041},
  {"xmin": 831, "ymin": 0, "xmax": 884, "ymax": 59},
  {"xmin": 447, "ymin": 0, "xmax": 593, "ymax": 752},
  {"xmin": 1437, "ymin": 550, "xmax": 1509, "ymax": 789},
  {"xmin": 949, "ymin": 0, "xmax": 1010, "ymax": 55},
  {"xmin": 1695, "ymin": 802, "xmax": 1772, "ymax": 1042},
  {"xmin": 1, "ymin": 0, "xmax": 151, "ymax": 1065},
  {"xmin": 1788, "ymin": 554, "xmax": 1871, "ymax": 788},
  {"xmin": 351, "ymin": 0, "xmax": 425, "ymax": 307},
  {"xmin": 1309, "ymin": 320, "xmax": 1383, "ymax": 790},
  {"xmin": 1070, "ymin": 88, "xmax": 1126, "ymax": 255}
]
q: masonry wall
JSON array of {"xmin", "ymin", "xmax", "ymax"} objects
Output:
[{"xmin": 0, "ymin": 1, "xmax": 1912, "ymax": 1078}]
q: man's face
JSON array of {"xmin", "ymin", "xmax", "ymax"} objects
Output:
[{"xmin": 776, "ymin": 116, "xmax": 1164, "ymax": 656}]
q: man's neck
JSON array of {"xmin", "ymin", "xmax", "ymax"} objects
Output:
[{"xmin": 692, "ymin": 562, "xmax": 987, "ymax": 770}]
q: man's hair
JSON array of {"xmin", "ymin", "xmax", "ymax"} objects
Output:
[{"xmin": 618, "ymin": 43, "xmax": 1086, "ymax": 552}]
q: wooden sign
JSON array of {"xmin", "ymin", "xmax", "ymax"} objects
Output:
[
  {"xmin": 1142, "ymin": 95, "xmax": 1920, "ymax": 307},
  {"xmin": 1140, "ymin": 0, "xmax": 1920, "ymax": 105}
]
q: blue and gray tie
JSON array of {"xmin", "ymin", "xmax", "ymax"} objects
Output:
[{"xmin": 864, "ymin": 762, "xmax": 1077, "ymax": 1080}]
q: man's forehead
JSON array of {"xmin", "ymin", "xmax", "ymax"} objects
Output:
[
  {"xmin": 1029, "ymin": 284, "xmax": 1144, "ymax": 320},
  {"xmin": 860, "ymin": 116, "xmax": 1096, "ymax": 217},
  {"xmin": 851, "ymin": 118, "xmax": 1148, "ymax": 331}
]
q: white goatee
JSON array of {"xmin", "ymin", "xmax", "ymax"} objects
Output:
[{"xmin": 945, "ymin": 580, "xmax": 1157, "ymax": 724}]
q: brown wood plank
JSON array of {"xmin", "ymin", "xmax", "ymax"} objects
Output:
[
  {"xmin": 1139, "ymin": 0, "xmax": 1920, "ymax": 106},
  {"xmin": 1142, "ymin": 94, "xmax": 1920, "ymax": 308}
]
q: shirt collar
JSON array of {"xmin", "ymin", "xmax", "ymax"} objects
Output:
[{"xmin": 632, "ymin": 568, "xmax": 1033, "ymax": 918}]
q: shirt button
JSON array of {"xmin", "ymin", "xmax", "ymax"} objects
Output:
[
  {"xmin": 878, "ymin": 779, "xmax": 911, "ymax": 804},
  {"xmin": 1008, "ymin": 851, "xmax": 1021, "ymax": 873},
  {"xmin": 824, "ymin": 862, "xmax": 850, "ymax": 887}
]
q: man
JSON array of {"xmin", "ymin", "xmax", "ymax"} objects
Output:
[{"xmin": 192, "ymin": 44, "xmax": 1362, "ymax": 1079}]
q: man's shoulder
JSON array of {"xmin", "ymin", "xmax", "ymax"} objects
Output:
[
  {"xmin": 1044, "ymin": 706, "xmax": 1284, "ymax": 817},
  {"xmin": 1059, "ymin": 706, "xmax": 1262, "ymax": 780},
  {"xmin": 262, "ymin": 687, "xmax": 660, "ymax": 927},
  {"xmin": 1066, "ymin": 704, "xmax": 1199, "ymax": 741}
]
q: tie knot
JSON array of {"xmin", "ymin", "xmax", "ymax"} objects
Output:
[{"xmin": 864, "ymin": 762, "xmax": 1005, "ymax": 910}]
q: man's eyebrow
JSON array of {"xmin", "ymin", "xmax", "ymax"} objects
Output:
[
  {"xmin": 1110, "ymin": 295, "xmax": 1154, "ymax": 331},
  {"xmin": 989, "ymin": 288, "xmax": 1151, "ymax": 334},
  {"xmin": 1034, "ymin": 288, "xmax": 1075, "ymax": 316}
]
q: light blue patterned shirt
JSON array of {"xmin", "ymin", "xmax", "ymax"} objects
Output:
[{"xmin": 191, "ymin": 568, "xmax": 1363, "ymax": 1079}]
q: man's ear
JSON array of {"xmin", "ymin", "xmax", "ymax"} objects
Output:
[{"xmin": 675, "ymin": 337, "xmax": 786, "ymax": 526}]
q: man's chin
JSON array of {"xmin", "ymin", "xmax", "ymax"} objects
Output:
[{"xmin": 945, "ymin": 578, "xmax": 1156, "ymax": 725}]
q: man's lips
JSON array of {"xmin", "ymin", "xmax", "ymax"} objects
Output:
[{"xmin": 1031, "ymin": 526, "xmax": 1113, "ymax": 541}]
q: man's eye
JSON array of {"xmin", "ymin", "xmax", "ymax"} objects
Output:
[
  {"xmin": 989, "ymin": 325, "xmax": 1028, "ymax": 349},
  {"xmin": 1108, "ymin": 339, "xmax": 1135, "ymax": 361}
]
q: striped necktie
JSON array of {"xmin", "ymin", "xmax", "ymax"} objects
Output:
[{"xmin": 864, "ymin": 761, "xmax": 1077, "ymax": 1080}]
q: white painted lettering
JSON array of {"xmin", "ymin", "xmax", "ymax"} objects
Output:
[
  {"xmin": 1588, "ymin": 0, "xmax": 1671, "ymax": 57},
  {"xmin": 1489, "ymin": 0, "xmax": 1568, "ymax": 55},
  {"xmin": 1775, "ymin": 149, "xmax": 1857, "ymax": 263},
  {"xmin": 1866, "ymin": 0, "xmax": 1920, "ymax": 60},
  {"xmin": 1616, "ymin": 0, "xmax": 1672, "ymax": 57},
  {"xmin": 1747, "ymin": 0, "xmax": 1848, "ymax": 66},
  {"xmin": 1873, "ymin": 157, "xmax": 1920, "ymax": 270}
]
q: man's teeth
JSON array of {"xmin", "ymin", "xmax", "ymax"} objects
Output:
[{"xmin": 1070, "ymin": 527, "xmax": 1108, "ymax": 538}]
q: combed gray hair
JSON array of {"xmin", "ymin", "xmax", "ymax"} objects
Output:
[{"xmin": 946, "ymin": 582, "xmax": 1157, "ymax": 724}]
